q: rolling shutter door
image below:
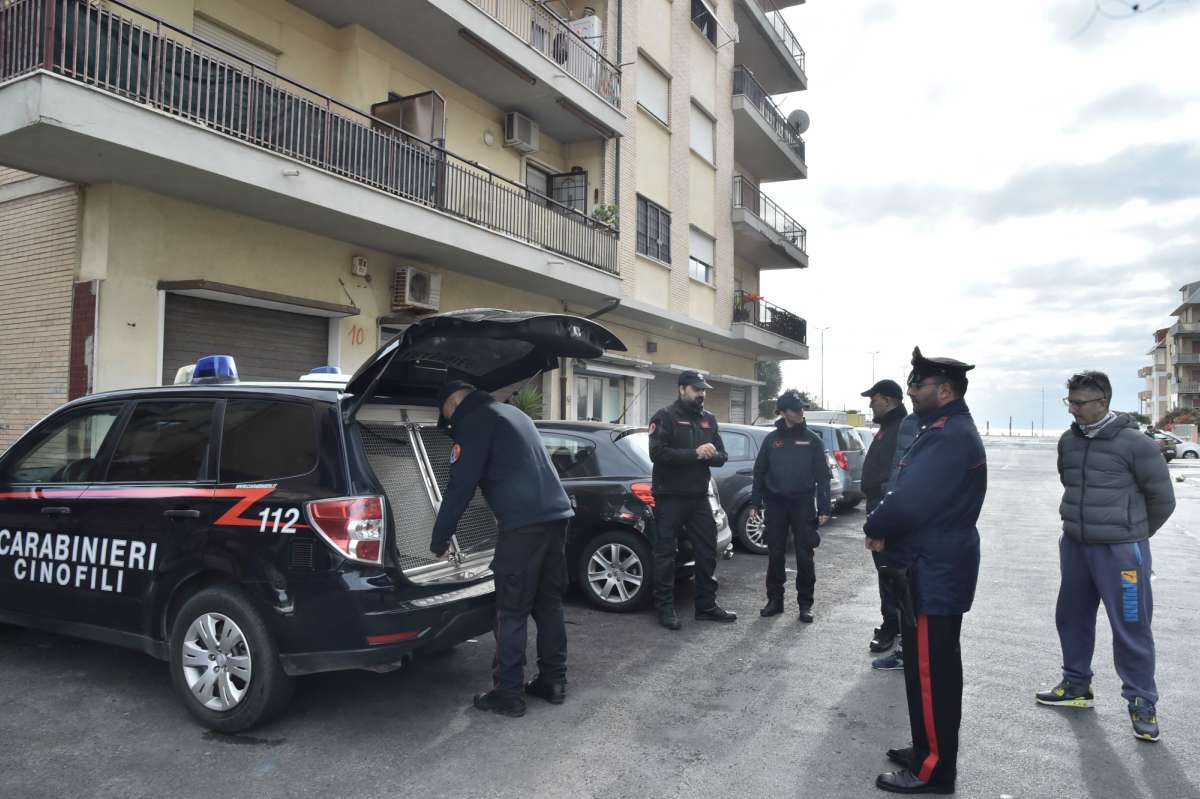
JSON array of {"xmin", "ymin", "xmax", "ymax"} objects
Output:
[
  {"xmin": 162, "ymin": 294, "xmax": 328, "ymax": 383},
  {"xmin": 192, "ymin": 16, "xmax": 278, "ymax": 72},
  {"xmin": 647, "ymin": 372, "xmax": 678, "ymax": 417}
]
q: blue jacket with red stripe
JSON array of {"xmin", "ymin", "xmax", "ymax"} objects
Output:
[{"xmin": 863, "ymin": 399, "xmax": 987, "ymax": 615}]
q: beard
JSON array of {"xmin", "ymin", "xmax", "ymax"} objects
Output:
[{"xmin": 685, "ymin": 395, "xmax": 705, "ymax": 412}]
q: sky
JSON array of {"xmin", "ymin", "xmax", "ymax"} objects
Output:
[{"xmin": 763, "ymin": 0, "xmax": 1200, "ymax": 433}]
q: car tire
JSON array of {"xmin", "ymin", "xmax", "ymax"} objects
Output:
[
  {"xmin": 734, "ymin": 506, "xmax": 769, "ymax": 555},
  {"xmin": 576, "ymin": 529, "xmax": 652, "ymax": 613},
  {"xmin": 1184, "ymin": 451, "xmax": 1198, "ymax": 459},
  {"xmin": 169, "ymin": 585, "xmax": 294, "ymax": 732}
]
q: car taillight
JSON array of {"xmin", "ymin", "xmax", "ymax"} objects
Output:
[
  {"xmin": 834, "ymin": 450, "xmax": 850, "ymax": 471},
  {"xmin": 630, "ymin": 482, "xmax": 656, "ymax": 508},
  {"xmin": 307, "ymin": 496, "xmax": 385, "ymax": 564}
]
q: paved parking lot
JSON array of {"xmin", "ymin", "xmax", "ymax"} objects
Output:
[{"xmin": 2, "ymin": 438, "xmax": 1198, "ymax": 798}]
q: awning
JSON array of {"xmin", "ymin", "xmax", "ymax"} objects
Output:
[
  {"xmin": 157, "ymin": 279, "xmax": 359, "ymax": 318},
  {"xmin": 711, "ymin": 372, "xmax": 766, "ymax": 387},
  {"xmin": 577, "ymin": 361, "xmax": 656, "ymax": 380}
]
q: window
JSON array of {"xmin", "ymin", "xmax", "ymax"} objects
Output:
[
  {"xmin": 614, "ymin": 430, "xmax": 653, "ymax": 472},
  {"xmin": 730, "ymin": 387, "xmax": 748, "ymax": 424},
  {"xmin": 526, "ymin": 163, "xmax": 550, "ymax": 204},
  {"xmin": 637, "ymin": 195, "xmax": 671, "ymax": 263},
  {"xmin": 690, "ymin": 103, "xmax": 715, "ymax": 162},
  {"xmin": 193, "ymin": 15, "xmax": 278, "ymax": 72},
  {"xmin": 220, "ymin": 400, "xmax": 319, "ymax": 483},
  {"xmin": 723, "ymin": 431, "xmax": 753, "ymax": 461},
  {"xmin": 526, "ymin": 164, "xmax": 588, "ymax": 214},
  {"xmin": 540, "ymin": 433, "xmax": 599, "ymax": 479},
  {"xmin": 837, "ymin": 428, "xmax": 864, "ymax": 452},
  {"xmin": 689, "ymin": 227, "xmax": 714, "ymax": 284},
  {"xmin": 691, "ymin": 0, "xmax": 717, "ymax": 45},
  {"xmin": 106, "ymin": 401, "xmax": 216, "ymax": 483},
  {"xmin": 637, "ymin": 59, "xmax": 670, "ymax": 125},
  {"xmin": 1, "ymin": 405, "xmax": 122, "ymax": 484}
]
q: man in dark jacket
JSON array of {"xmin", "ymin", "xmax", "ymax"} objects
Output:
[
  {"xmin": 864, "ymin": 348, "xmax": 986, "ymax": 795},
  {"xmin": 751, "ymin": 389, "xmax": 831, "ymax": 622},
  {"xmin": 1035, "ymin": 370, "xmax": 1175, "ymax": 743},
  {"xmin": 430, "ymin": 381, "xmax": 574, "ymax": 718},
  {"xmin": 648, "ymin": 370, "xmax": 737, "ymax": 630},
  {"xmin": 859, "ymin": 379, "xmax": 909, "ymax": 653}
]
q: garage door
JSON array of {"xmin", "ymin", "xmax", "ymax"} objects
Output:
[
  {"xmin": 162, "ymin": 294, "xmax": 329, "ymax": 383},
  {"xmin": 647, "ymin": 371, "xmax": 679, "ymax": 417}
]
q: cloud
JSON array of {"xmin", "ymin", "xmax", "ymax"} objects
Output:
[
  {"xmin": 824, "ymin": 141, "xmax": 1200, "ymax": 223},
  {"xmin": 1073, "ymin": 84, "xmax": 1179, "ymax": 126}
]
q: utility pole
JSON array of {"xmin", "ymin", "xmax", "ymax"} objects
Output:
[
  {"xmin": 1041, "ymin": 387, "xmax": 1045, "ymax": 438},
  {"xmin": 869, "ymin": 350, "xmax": 880, "ymax": 384},
  {"xmin": 816, "ymin": 326, "xmax": 831, "ymax": 408}
]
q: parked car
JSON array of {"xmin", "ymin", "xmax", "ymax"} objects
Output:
[
  {"xmin": 1153, "ymin": 429, "xmax": 1198, "ymax": 459},
  {"xmin": 0, "ymin": 309, "xmax": 624, "ymax": 731},
  {"xmin": 809, "ymin": 423, "xmax": 866, "ymax": 509},
  {"xmin": 709, "ymin": 423, "xmax": 843, "ymax": 555},
  {"xmin": 854, "ymin": 426, "xmax": 877, "ymax": 452},
  {"xmin": 533, "ymin": 421, "xmax": 732, "ymax": 612},
  {"xmin": 1145, "ymin": 430, "xmax": 1178, "ymax": 461}
]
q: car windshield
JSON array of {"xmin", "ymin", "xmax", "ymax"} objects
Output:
[{"xmin": 614, "ymin": 430, "xmax": 653, "ymax": 473}]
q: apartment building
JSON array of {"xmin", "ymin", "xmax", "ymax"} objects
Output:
[
  {"xmin": 0, "ymin": 0, "xmax": 812, "ymax": 448},
  {"xmin": 1138, "ymin": 281, "xmax": 1200, "ymax": 424},
  {"xmin": 1140, "ymin": 329, "xmax": 1168, "ymax": 422}
]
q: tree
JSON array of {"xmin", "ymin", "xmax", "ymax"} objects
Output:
[
  {"xmin": 1157, "ymin": 407, "xmax": 1199, "ymax": 429},
  {"xmin": 756, "ymin": 361, "xmax": 782, "ymax": 420}
]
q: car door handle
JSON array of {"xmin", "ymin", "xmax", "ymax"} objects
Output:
[
  {"xmin": 736, "ymin": 468, "xmax": 753, "ymax": 475},
  {"xmin": 164, "ymin": 509, "xmax": 200, "ymax": 519},
  {"xmin": 41, "ymin": 506, "xmax": 71, "ymax": 516}
]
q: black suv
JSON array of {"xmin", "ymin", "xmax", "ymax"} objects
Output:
[
  {"xmin": 534, "ymin": 421, "xmax": 731, "ymax": 612},
  {"xmin": 0, "ymin": 310, "xmax": 623, "ymax": 731}
]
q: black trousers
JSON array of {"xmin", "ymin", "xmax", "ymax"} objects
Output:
[
  {"xmin": 901, "ymin": 613, "xmax": 963, "ymax": 785},
  {"xmin": 872, "ymin": 550, "xmax": 902, "ymax": 632},
  {"xmin": 490, "ymin": 521, "xmax": 568, "ymax": 699},
  {"xmin": 653, "ymin": 495, "xmax": 719, "ymax": 611},
  {"xmin": 764, "ymin": 497, "xmax": 818, "ymax": 606}
]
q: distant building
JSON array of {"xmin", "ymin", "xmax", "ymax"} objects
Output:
[{"xmin": 1141, "ymin": 281, "xmax": 1200, "ymax": 423}]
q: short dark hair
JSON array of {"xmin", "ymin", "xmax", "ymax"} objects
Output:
[{"xmin": 1066, "ymin": 370, "xmax": 1111, "ymax": 401}]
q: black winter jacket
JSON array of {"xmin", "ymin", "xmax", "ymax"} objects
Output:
[
  {"xmin": 862, "ymin": 404, "xmax": 907, "ymax": 508},
  {"xmin": 751, "ymin": 419, "xmax": 832, "ymax": 513},
  {"xmin": 648, "ymin": 399, "xmax": 727, "ymax": 497}
]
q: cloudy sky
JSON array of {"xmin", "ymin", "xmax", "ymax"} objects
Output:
[{"xmin": 764, "ymin": 0, "xmax": 1200, "ymax": 432}]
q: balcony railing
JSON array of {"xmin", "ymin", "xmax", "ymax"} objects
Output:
[
  {"xmin": 0, "ymin": 0, "xmax": 618, "ymax": 275},
  {"xmin": 732, "ymin": 65, "xmax": 805, "ymax": 162},
  {"xmin": 1138, "ymin": 366, "xmax": 1152, "ymax": 377},
  {"xmin": 1138, "ymin": 390, "xmax": 1152, "ymax": 401},
  {"xmin": 1178, "ymin": 322, "xmax": 1200, "ymax": 335},
  {"xmin": 758, "ymin": 0, "xmax": 806, "ymax": 75},
  {"xmin": 467, "ymin": 0, "xmax": 621, "ymax": 109},
  {"xmin": 733, "ymin": 290, "xmax": 806, "ymax": 345},
  {"xmin": 732, "ymin": 176, "xmax": 807, "ymax": 253},
  {"xmin": 1178, "ymin": 383, "xmax": 1200, "ymax": 394},
  {"xmin": 1174, "ymin": 354, "xmax": 1200, "ymax": 365}
]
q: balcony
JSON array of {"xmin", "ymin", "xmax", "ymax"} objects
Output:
[
  {"xmin": 1177, "ymin": 322, "xmax": 1200, "ymax": 335},
  {"xmin": 771, "ymin": 0, "xmax": 808, "ymax": 7},
  {"xmin": 1178, "ymin": 383, "xmax": 1200, "ymax": 394},
  {"xmin": 1138, "ymin": 366, "xmax": 1152, "ymax": 377},
  {"xmin": 1138, "ymin": 390, "xmax": 1152, "ymax": 401},
  {"xmin": 732, "ymin": 177, "xmax": 808, "ymax": 269},
  {"xmin": 289, "ymin": 0, "xmax": 624, "ymax": 142},
  {"xmin": 0, "ymin": 0, "xmax": 620, "ymax": 302},
  {"xmin": 734, "ymin": 0, "xmax": 807, "ymax": 93},
  {"xmin": 730, "ymin": 291, "xmax": 808, "ymax": 359},
  {"xmin": 1173, "ymin": 354, "xmax": 1200, "ymax": 365},
  {"xmin": 732, "ymin": 66, "xmax": 806, "ymax": 181}
]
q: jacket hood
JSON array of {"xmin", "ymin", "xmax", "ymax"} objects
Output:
[
  {"xmin": 774, "ymin": 417, "xmax": 808, "ymax": 435},
  {"xmin": 1070, "ymin": 412, "xmax": 1138, "ymax": 440}
]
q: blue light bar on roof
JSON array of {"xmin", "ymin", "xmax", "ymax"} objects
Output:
[{"xmin": 191, "ymin": 355, "xmax": 239, "ymax": 384}]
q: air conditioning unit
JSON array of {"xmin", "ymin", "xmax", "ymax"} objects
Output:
[
  {"xmin": 391, "ymin": 266, "xmax": 442, "ymax": 313},
  {"xmin": 568, "ymin": 15, "xmax": 603, "ymax": 53},
  {"xmin": 504, "ymin": 111, "xmax": 540, "ymax": 154}
]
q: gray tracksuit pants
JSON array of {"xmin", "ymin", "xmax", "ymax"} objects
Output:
[{"xmin": 1056, "ymin": 534, "xmax": 1157, "ymax": 704}]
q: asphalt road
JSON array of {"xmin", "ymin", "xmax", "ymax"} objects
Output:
[{"xmin": 2, "ymin": 438, "xmax": 1199, "ymax": 798}]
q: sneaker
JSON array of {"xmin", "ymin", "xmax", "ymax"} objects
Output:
[
  {"xmin": 1129, "ymin": 697, "xmax": 1160, "ymax": 742},
  {"xmin": 1035, "ymin": 680, "xmax": 1094, "ymax": 708},
  {"xmin": 873, "ymin": 650, "xmax": 904, "ymax": 671},
  {"xmin": 870, "ymin": 625, "xmax": 898, "ymax": 653}
]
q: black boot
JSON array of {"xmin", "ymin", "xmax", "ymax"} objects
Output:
[
  {"xmin": 760, "ymin": 597, "xmax": 784, "ymax": 617},
  {"xmin": 695, "ymin": 604, "xmax": 738, "ymax": 622},
  {"xmin": 875, "ymin": 769, "xmax": 954, "ymax": 794},
  {"xmin": 871, "ymin": 622, "xmax": 899, "ymax": 653},
  {"xmin": 659, "ymin": 606, "xmax": 682, "ymax": 630},
  {"xmin": 798, "ymin": 603, "xmax": 814, "ymax": 623},
  {"xmin": 473, "ymin": 690, "xmax": 526, "ymax": 717},
  {"xmin": 524, "ymin": 675, "xmax": 567, "ymax": 705}
]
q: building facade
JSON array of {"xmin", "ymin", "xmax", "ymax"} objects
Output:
[
  {"xmin": 1140, "ymin": 281, "xmax": 1200, "ymax": 424},
  {"xmin": 0, "ymin": 0, "xmax": 812, "ymax": 448}
]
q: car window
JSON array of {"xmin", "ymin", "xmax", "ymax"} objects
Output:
[
  {"xmin": 105, "ymin": 401, "xmax": 216, "ymax": 483},
  {"xmin": 723, "ymin": 432, "xmax": 753, "ymax": 461},
  {"xmin": 1, "ymin": 404, "xmax": 122, "ymax": 483},
  {"xmin": 838, "ymin": 428, "xmax": 863, "ymax": 452},
  {"xmin": 220, "ymin": 399, "xmax": 318, "ymax": 482},
  {"xmin": 539, "ymin": 433, "xmax": 599, "ymax": 479},
  {"xmin": 613, "ymin": 430, "xmax": 653, "ymax": 473}
]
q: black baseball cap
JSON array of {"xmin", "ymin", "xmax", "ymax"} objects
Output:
[
  {"xmin": 861, "ymin": 379, "xmax": 904, "ymax": 400},
  {"xmin": 678, "ymin": 370, "xmax": 713, "ymax": 389},
  {"xmin": 435, "ymin": 380, "xmax": 475, "ymax": 407}
]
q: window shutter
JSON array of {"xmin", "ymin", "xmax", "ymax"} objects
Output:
[{"xmin": 193, "ymin": 16, "xmax": 278, "ymax": 73}]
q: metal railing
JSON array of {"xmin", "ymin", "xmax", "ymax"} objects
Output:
[
  {"xmin": 733, "ymin": 291, "xmax": 806, "ymax": 345},
  {"xmin": 1177, "ymin": 322, "xmax": 1200, "ymax": 335},
  {"xmin": 467, "ymin": 0, "xmax": 621, "ymax": 109},
  {"xmin": 1138, "ymin": 390, "xmax": 1152, "ymax": 401},
  {"xmin": 757, "ymin": 0, "xmax": 806, "ymax": 76},
  {"xmin": 1177, "ymin": 382, "xmax": 1200, "ymax": 394},
  {"xmin": 732, "ymin": 176, "xmax": 806, "ymax": 253},
  {"xmin": 732, "ymin": 65, "xmax": 805, "ymax": 163},
  {"xmin": 1174, "ymin": 354, "xmax": 1200, "ymax": 365},
  {"xmin": 1138, "ymin": 366, "xmax": 1153, "ymax": 377},
  {"xmin": 0, "ymin": 0, "xmax": 618, "ymax": 275}
]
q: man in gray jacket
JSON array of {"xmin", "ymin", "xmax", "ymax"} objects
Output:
[{"xmin": 1036, "ymin": 370, "xmax": 1175, "ymax": 742}]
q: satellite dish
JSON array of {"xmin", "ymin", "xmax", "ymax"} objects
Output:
[{"xmin": 787, "ymin": 109, "xmax": 810, "ymax": 134}]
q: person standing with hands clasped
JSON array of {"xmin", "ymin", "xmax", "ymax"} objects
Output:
[
  {"xmin": 750, "ymin": 389, "xmax": 831, "ymax": 623},
  {"xmin": 864, "ymin": 348, "xmax": 986, "ymax": 795},
  {"xmin": 648, "ymin": 370, "xmax": 737, "ymax": 630}
]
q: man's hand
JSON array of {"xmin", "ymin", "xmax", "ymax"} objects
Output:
[
  {"xmin": 865, "ymin": 538, "xmax": 885, "ymax": 552},
  {"xmin": 817, "ymin": 514, "xmax": 830, "ymax": 527},
  {"xmin": 749, "ymin": 507, "xmax": 762, "ymax": 523},
  {"xmin": 432, "ymin": 548, "xmax": 452, "ymax": 561},
  {"xmin": 696, "ymin": 443, "xmax": 718, "ymax": 460}
]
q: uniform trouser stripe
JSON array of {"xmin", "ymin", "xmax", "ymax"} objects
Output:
[{"xmin": 916, "ymin": 614, "xmax": 940, "ymax": 782}]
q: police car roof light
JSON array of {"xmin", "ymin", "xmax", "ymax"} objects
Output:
[{"xmin": 191, "ymin": 355, "xmax": 239, "ymax": 384}]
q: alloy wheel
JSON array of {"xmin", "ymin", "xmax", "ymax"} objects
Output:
[
  {"xmin": 587, "ymin": 542, "xmax": 645, "ymax": 604},
  {"xmin": 180, "ymin": 612, "xmax": 253, "ymax": 712}
]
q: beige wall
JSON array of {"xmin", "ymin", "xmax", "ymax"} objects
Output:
[
  {"xmin": 638, "ymin": 0, "xmax": 672, "ymax": 67},
  {"xmin": 634, "ymin": 111, "xmax": 671, "ymax": 208},
  {"xmin": 634, "ymin": 256, "xmax": 671, "ymax": 308},
  {"xmin": 688, "ymin": 281, "xmax": 716, "ymax": 326},
  {"xmin": 689, "ymin": 27, "xmax": 717, "ymax": 114},
  {"xmin": 688, "ymin": 153, "xmax": 716, "ymax": 234}
]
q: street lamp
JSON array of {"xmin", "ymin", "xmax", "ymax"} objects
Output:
[
  {"xmin": 868, "ymin": 350, "xmax": 880, "ymax": 384},
  {"xmin": 815, "ymin": 326, "xmax": 831, "ymax": 408}
]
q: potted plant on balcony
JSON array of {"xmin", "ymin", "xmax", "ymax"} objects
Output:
[
  {"xmin": 591, "ymin": 203, "xmax": 619, "ymax": 229},
  {"xmin": 734, "ymin": 292, "xmax": 763, "ymax": 323}
]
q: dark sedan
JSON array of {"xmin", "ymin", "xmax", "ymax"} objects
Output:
[{"xmin": 534, "ymin": 421, "xmax": 732, "ymax": 612}]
